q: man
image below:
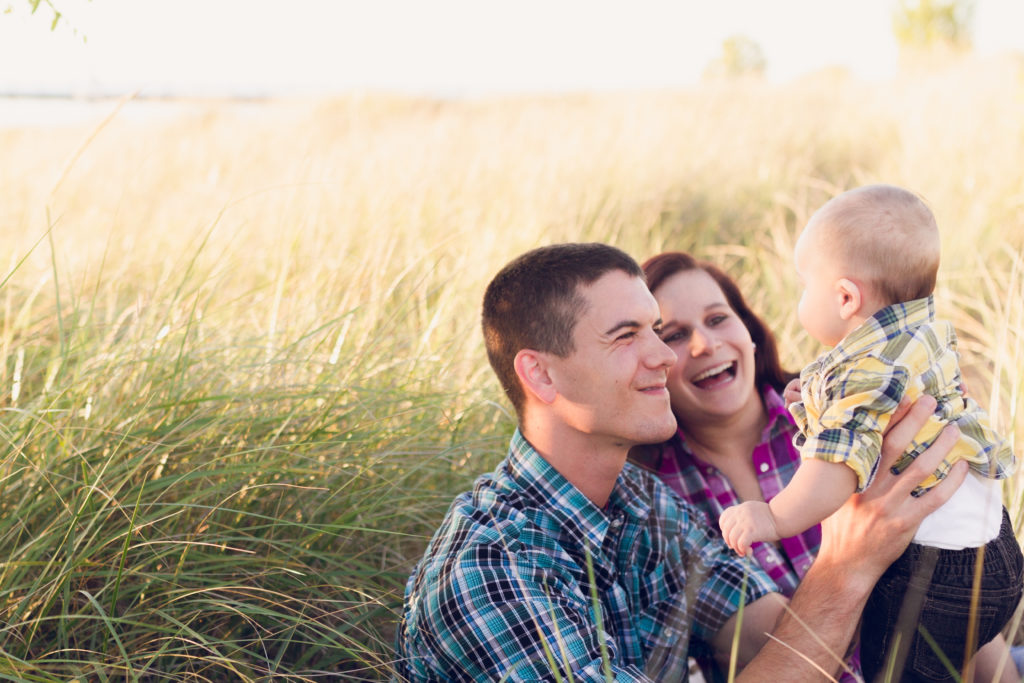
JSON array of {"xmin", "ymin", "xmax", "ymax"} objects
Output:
[{"xmin": 394, "ymin": 243, "xmax": 966, "ymax": 681}]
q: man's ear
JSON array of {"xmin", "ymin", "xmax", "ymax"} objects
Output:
[
  {"xmin": 514, "ymin": 349, "xmax": 557, "ymax": 404},
  {"xmin": 836, "ymin": 278, "xmax": 863, "ymax": 321}
]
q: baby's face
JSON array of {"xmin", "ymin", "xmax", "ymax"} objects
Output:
[{"xmin": 794, "ymin": 221, "xmax": 849, "ymax": 348}]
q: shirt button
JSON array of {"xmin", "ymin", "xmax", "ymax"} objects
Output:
[
  {"xmin": 610, "ymin": 516, "xmax": 623, "ymax": 529},
  {"xmin": 758, "ymin": 462, "xmax": 769, "ymax": 473}
]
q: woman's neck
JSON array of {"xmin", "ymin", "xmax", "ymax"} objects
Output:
[{"xmin": 679, "ymin": 394, "xmax": 769, "ymax": 465}]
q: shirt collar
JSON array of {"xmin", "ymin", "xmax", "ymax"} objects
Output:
[
  {"xmin": 816, "ymin": 295, "xmax": 935, "ymax": 367},
  {"xmin": 505, "ymin": 428, "xmax": 651, "ymax": 548}
]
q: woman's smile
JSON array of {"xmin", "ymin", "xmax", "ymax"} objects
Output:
[{"xmin": 691, "ymin": 360, "xmax": 737, "ymax": 389}]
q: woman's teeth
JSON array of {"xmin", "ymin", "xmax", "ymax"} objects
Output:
[{"xmin": 693, "ymin": 362, "xmax": 733, "ymax": 383}]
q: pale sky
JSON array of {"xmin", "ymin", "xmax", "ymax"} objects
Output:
[{"xmin": 2, "ymin": 0, "xmax": 1023, "ymax": 97}]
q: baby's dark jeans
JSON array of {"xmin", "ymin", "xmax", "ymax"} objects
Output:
[{"xmin": 860, "ymin": 507, "xmax": 1023, "ymax": 682}]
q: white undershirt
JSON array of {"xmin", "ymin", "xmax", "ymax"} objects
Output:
[{"xmin": 913, "ymin": 470, "xmax": 1002, "ymax": 549}]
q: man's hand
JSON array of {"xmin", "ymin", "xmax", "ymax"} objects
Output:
[
  {"xmin": 817, "ymin": 395, "xmax": 968, "ymax": 587},
  {"xmin": 720, "ymin": 501, "xmax": 778, "ymax": 557}
]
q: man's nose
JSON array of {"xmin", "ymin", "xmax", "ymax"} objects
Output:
[{"xmin": 646, "ymin": 331, "xmax": 677, "ymax": 368}]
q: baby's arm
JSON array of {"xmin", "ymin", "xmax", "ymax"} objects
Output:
[
  {"xmin": 768, "ymin": 459, "xmax": 858, "ymax": 537},
  {"xmin": 719, "ymin": 459, "xmax": 858, "ymax": 556}
]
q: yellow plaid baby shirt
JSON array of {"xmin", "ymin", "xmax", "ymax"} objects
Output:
[{"xmin": 790, "ymin": 296, "xmax": 1015, "ymax": 495}]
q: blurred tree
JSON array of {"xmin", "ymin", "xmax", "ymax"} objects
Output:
[
  {"xmin": 703, "ymin": 35, "xmax": 767, "ymax": 81},
  {"xmin": 7, "ymin": 0, "xmax": 73, "ymax": 30},
  {"xmin": 892, "ymin": 0, "xmax": 975, "ymax": 52}
]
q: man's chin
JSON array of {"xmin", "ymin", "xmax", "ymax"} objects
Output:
[{"xmin": 634, "ymin": 419, "xmax": 677, "ymax": 446}]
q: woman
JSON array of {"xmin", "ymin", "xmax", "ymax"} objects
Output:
[
  {"xmin": 630, "ymin": 252, "xmax": 814, "ymax": 593},
  {"xmin": 630, "ymin": 251, "xmax": 1018, "ymax": 683}
]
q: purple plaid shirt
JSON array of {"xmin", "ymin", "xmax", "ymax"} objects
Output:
[
  {"xmin": 631, "ymin": 387, "xmax": 818, "ymax": 596},
  {"xmin": 631, "ymin": 386, "xmax": 863, "ymax": 682}
]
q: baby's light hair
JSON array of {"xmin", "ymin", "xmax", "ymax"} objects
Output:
[{"xmin": 810, "ymin": 184, "xmax": 940, "ymax": 306}]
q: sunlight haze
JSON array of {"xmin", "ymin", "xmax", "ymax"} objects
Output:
[{"xmin": 2, "ymin": 0, "xmax": 1022, "ymax": 97}]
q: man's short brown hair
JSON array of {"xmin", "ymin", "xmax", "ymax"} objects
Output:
[{"xmin": 482, "ymin": 243, "xmax": 643, "ymax": 417}]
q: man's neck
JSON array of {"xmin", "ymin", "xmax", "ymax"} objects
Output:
[{"xmin": 520, "ymin": 418, "xmax": 628, "ymax": 509}]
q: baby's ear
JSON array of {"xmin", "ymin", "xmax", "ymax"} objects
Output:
[{"xmin": 836, "ymin": 278, "xmax": 863, "ymax": 320}]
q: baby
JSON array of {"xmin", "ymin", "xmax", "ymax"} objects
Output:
[{"xmin": 719, "ymin": 184, "xmax": 1022, "ymax": 681}]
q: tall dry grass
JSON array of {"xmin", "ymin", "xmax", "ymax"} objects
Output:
[{"xmin": 1, "ymin": 53, "xmax": 1023, "ymax": 679}]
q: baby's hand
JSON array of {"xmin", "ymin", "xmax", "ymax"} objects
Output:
[
  {"xmin": 719, "ymin": 501, "xmax": 778, "ymax": 557},
  {"xmin": 783, "ymin": 378, "xmax": 802, "ymax": 409}
]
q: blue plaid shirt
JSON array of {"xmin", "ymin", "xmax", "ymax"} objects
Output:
[{"xmin": 394, "ymin": 430, "xmax": 777, "ymax": 682}]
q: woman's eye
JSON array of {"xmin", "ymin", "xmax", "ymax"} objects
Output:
[
  {"xmin": 708, "ymin": 314, "xmax": 728, "ymax": 326},
  {"xmin": 662, "ymin": 330, "xmax": 689, "ymax": 344}
]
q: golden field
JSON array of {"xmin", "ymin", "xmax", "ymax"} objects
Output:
[{"xmin": 1, "ymin": 54, "xmax": 1023, "ymax": 679}]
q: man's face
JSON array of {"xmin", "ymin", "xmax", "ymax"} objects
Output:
[{"xmin": 543, "ymin": 270, "xmax": 678, "ymax": 449}]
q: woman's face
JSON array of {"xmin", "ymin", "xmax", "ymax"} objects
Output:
[{"xmin": 653, "ymin": 269, "xmax": 760, "ymax": 428}]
